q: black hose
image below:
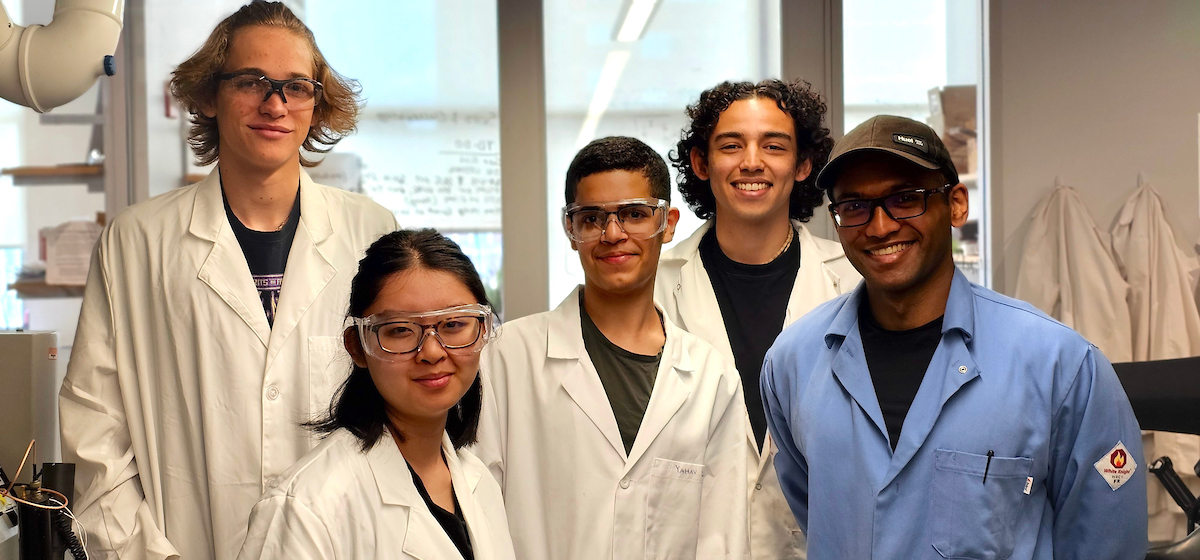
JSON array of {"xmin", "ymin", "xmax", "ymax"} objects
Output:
[{"xmin": 49, "ymin": 503, "xmax": 87, "ymax": 560}]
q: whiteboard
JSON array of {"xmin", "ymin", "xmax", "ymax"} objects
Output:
[{"xmin": 336, "ymin": 109, "xmax": 502, "ymax": 231}]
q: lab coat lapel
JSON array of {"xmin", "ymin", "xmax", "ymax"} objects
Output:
[
  {"xmin": 671, "ymin": 222, "xmax": 735, "ymax": 360},
  {"xmin": 624, "ymin": 319, "xmax": 693, "ymax": 471},
  {"xmin": 787, "ymin": 224, "xmax": 846, "ymax": 323},
  {"xmin": 365, "ymin": 435, "xmax": 457, "ymax": 560},
  {"xmin": 445, "ymin": 435, "xmax": 496, "ymax": 560},
  {"xmin": 548, "ymin": 288, "xmax": 627, "ymax": 459},
  {"xmin": 881, "ymin": 270, "xmax": 980, "ymax": 488},
  {"xmin": 829, "ymin": 321, "xmax": 890, "ymax": 445},
  {"xmin": 267, "ymin": 172, "xmax": 336, "ymax": 367},
  {"xmin": 667, "ymin": 222, "xmax": 757, "ymax": 454},
  {"xmin": 189, "ymin": 169, "xmax": 271, "ymax": 347},
  {"xmin": 825, "ymin": 285, "xmax": 890, "ymax": 444}
]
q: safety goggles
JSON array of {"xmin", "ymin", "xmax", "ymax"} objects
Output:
[
  {"xmin": 561, "ymin": 198, "xmax": 669, "ymax": 243},
  {"xmin": 828, "ymin": 184, "xmax": 953, "ymax": 228},
  {"xmin": 349, "ymin": 303, "xmax": 498, "ymax": 360},
  {"xmin": 216, "ymin": 71, "xmax": 324, "ymax": 109}
]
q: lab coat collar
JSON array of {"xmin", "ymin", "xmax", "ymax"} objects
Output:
[
  {"xmin": 661, "ymin": 218, "xmax": 845, "ymax": 267},
  {"xmin": 545, "ymin": 286, "xmax": 689, "ymax": 369},
  {"xmin": 663, "ymin": 219, "xmax": 847, "ymax": 361},
  {"xmin": 666, "ymin": 219, "xmax": 849, "ymax": 458},
  {"xmin": 366, "ymin": 432, "xmax": 489, "ymax": 560},
  {"xmin": 824, "ymin": 267, "xmax": 976, "ymax": 347},
  {"xmin": 186, "ymin": 167, "xmax": 330, "ymax": 242},
  {"xmin": 823, "ymin": 268, "xmax": 981, "ymax": 488},
  {"xmin": 188, "ymin": 167, "xmax": 338, "ymax": 354},
  {"xmin": 545, "ymin": 287, "xmax": 695, "ymax": 465},
  {"xmin": 368, "ymin": 434, "xmax": 484, "ymax": 504}
]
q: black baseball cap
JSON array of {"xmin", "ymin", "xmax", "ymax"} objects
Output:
[{"xmin": 815, "ymin": 115, "xmax": 959, "ymax": 193}]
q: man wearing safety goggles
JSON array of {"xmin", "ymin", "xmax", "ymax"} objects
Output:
[
  {"xmin": 58, "ymin": 3, "xmax": 397, "ymax": 559},
  {"xmin": 475, "ymin": 136, "xmax": 749, "ymax": 559}
]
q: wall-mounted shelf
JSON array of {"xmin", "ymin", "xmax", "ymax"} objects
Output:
[
  {"xmin": 2, "ymin": 165, "xmax": 104, "ymax": 192},
  {"xmin": 8, "ymin": 280, "xmax": 85, "ymax": 299},
  {"xmin": 1, "ymin": 164, "xmax": 105, "ymax": 193}
]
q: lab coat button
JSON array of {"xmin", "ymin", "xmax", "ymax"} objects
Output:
[
  {"xmin": 620, "ymin": 479, "xmax": 630, "ymax": 489},
  {"xmin": 266, "ymin": 385, "xmax": 280, "ymax": 400},
  {"xmin": 958, "ymin": 365, "xmax": 968, "ymax": 374},
  {"xmin": 755, "ymin": 483, "xmax": 763, "ymax": 490}
]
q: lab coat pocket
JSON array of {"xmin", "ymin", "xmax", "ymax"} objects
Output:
[
  {"xmin": 932, "ymin": 449, "xmax": 1033, "ymax": 560},
  {"xmin": 645, "ymin": 458, "xmax": 705, "ymax": 560},
  {"xmin": 308, "ymin": 336, "xmax": 349, "ymax": 416}
]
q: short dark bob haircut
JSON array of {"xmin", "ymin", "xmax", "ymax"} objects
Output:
[
  {"xmin": 669, "ymin": 79, "xmax": 833, "ymax": 222},
  {"xmin": 307, "ymin": 229, "xmax": 490, "ymax": 451},
  {"xmin": 565, "ymin": 136, "xmax": 672, "ymax": 206}
]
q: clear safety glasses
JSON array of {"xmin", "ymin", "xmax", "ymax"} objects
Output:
[
  {"xmin": 562, "ymin": 198, "xmax": 669, "ymax": 243},
  {"xmin": 350, "ymin": 304, "xmax": 498, "ymax": 360},
  {"xmin": 216, "ymin": 71, "xmax": 324, "ymax": 109}
]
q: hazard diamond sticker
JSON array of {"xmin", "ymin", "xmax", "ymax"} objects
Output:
[{"xmin": 1094, "ymin": 441, "xmax": 1137, "ymax": 491}]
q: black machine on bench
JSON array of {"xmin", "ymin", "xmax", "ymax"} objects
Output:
[{"xmin": 1113, "ymin": 356, "xmax": 1200, "ymax": 560}]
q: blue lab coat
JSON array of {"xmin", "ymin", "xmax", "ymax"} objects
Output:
[{"xmin": 761, "ymin": 269, "xmax": 1148, "ymax": 560}]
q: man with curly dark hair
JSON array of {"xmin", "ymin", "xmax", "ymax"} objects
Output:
[{"xmin": 656, "ymin": 79, "xmax": 861, "ymax": 560}]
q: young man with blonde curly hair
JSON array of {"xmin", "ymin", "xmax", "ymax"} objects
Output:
[
  {"xmin": 59, "ymin": 2, "xmax": 395, "ymax": 558},
  {"xmin": 656, "ymin": 79, "xmax": 860, "ymax": 559}
]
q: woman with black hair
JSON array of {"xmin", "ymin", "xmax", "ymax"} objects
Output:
[{"xmin": 238, "ymin": 229, "xmax": 516, "ymax": 560}]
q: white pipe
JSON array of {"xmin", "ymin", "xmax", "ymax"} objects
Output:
[{"xmin": 0, "ymin": 0, "xmax": 124, "ymax": 113}]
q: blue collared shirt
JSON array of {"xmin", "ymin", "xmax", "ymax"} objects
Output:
[{"xmin": 761, "ymin": 269, "xmax": 1148, "ymax": 560}]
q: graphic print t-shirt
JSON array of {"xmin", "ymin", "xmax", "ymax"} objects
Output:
[{"xmin": 223, "ymin": 188, "xmax": 301, "ymax": 326}]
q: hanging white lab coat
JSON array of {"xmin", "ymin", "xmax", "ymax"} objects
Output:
[
  {"xmin": 237, "ymin": 429, "xmax": 516, "ymax": 560},
  {"xmin": 1110, "ymin": 182, "xmax": 1200, "ymax": 543},
  {"xmin": 654, "ymin": 220, "xmax": 859, "ymax": 560},
  {"xmin": 475, "ymin": 287, "xmax": 749, "ymax": 560},
  {"xmin": 59, "ymin": 169, "xmax": 397, "ymax": 560},
  {"xmin": 1014, "ymin": 184, "xmax": 1133, "ymax": 362}
]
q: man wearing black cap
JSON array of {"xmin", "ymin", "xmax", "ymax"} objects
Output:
[{"xmin": 760, "ymin": 115, "xmax": 1148, "ymax": 559}]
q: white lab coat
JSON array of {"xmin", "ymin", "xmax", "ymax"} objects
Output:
[
  {"xmin": 1110, "ymin": 183, "xmax": 1200, "ymax": 543},
  {"xmin": 237, "ymin": 429, "xmax": 517, "ymax": 560},
  {"xmin": 654, "ymin": 220, "xmax": 859, "ymax": 560},
  {"xmin": 59, "ymin": 169, "xmax": 397, "ymax": 560},
  {"xmin": 475, "ymin": 287, "xmax": 749, "ymax": 560},
  {"xmin": 1014, "ymin": 184, "xmax": 1133, "ymax": 362}
]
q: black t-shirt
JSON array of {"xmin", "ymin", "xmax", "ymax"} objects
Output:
[
  {"xmin": 699, "ymin": 226, "xmax": 801, "ymax": 450},
  {"xmin": 858, "ymin": 296, "xmax": 944, "ymax": 451},
  {"xmin": 579, "ymin": 292, "xmax": 662, "ymax": 455},
  {"xmin": 406, "ymin": 458, "xmax": 474, "ymax": 560},
  {"xmin": 223, "ymin": 189, "xmax": 300, "ymax": 326}
]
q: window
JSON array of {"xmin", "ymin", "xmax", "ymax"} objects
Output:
[
  {"xmin": 843, "ymin": 0, "xmax": 986, "ymax": 284},
  {"xmin": 544, "ymin": 0, "xmax": 782, "ymax": 307},
  {"xmin": 306, "ymin": 0, "xmax": 504, "ymax": 311}
]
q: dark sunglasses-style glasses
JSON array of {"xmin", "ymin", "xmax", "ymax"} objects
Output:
[{"xmin": 828, "ymin": 184, "xmax": 953, "ymax": 228}]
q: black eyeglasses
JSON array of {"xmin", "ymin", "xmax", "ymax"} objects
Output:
[
  {"xmin": 828, "ymin": 184, "xmax": 952, "ymax": 228},
  {"xmin": 215, "ymin": 71, "xmax": 324, "ymax": 108}
]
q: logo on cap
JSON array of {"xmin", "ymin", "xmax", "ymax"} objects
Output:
[{"xmin": 892, "ymin": 133, "xmax": 929, "ymax": 153}]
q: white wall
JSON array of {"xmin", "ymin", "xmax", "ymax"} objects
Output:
[
  {"xmin": 990, "ymin": 0, "xmax": 1200, "ymax": 293},
  {"xmin": 144, "ymin": 2, "xmax": 248, "ymax": 198}
]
